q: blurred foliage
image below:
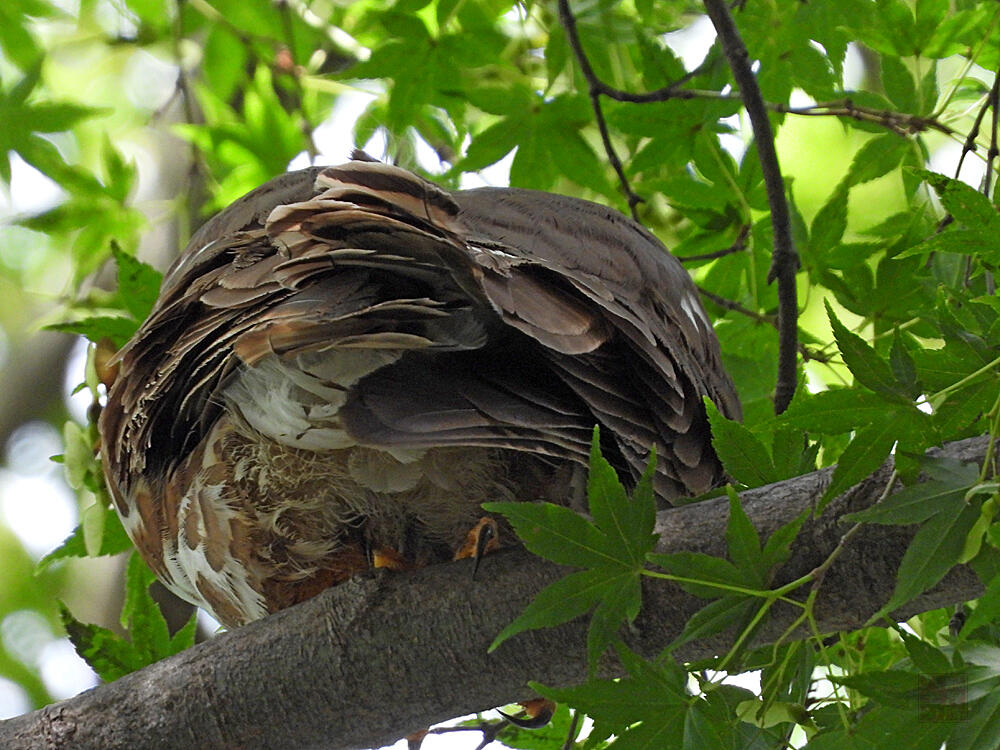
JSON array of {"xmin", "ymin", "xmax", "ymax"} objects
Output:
[{"xmin": 3, "ymin": 0, "xmax": 1000, "ymax": 747}]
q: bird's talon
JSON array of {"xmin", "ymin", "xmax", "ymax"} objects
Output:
[
  {"xmin": 454, "ymin": 517, "xmax": 500, "ymax": 579},
  {"xmin": 372, "ymin": 547, "xmax": 415, "ymax": 571}
]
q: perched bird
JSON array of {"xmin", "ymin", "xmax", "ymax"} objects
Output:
[{"xmin": 99, "ymin": 156, "xmax": 741, "ymax": 629}]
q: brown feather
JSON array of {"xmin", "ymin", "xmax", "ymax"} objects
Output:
[{"xmin": 100, "ymin": 159, "xmax": 741, "ymax": 628}]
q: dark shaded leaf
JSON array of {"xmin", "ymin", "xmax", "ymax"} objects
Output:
[
  {"xmin": 877, "ymin": 499, "xmax": 982, "ymax": 617},
  {"xmin": 819, "ymin": 419, "xmax": 897, "ymax": 508},
  {"xmin": 826, "ymin": 301, "xmax": 901, "ymax": 398},
  {"xmin": 725, "ymin": 487, "xmax": 764, "ymax": 587},
  {"xmin": 59, "ymin": 603, "xmax": 144, "ymax": 682},
  {"xmin": 488, "ymin": 568, "xmax": 614, "ymax": 652},
  {"xmin": 706, "ymin": 399, "xmax": 777, "ymax": 487}
]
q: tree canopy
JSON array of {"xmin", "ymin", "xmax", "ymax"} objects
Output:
[{"xmin": 2, "ymin": 0, "xmax": 1000, "ymax": 748}]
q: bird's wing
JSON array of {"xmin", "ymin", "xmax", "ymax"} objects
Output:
[
  {"xmin": 102, "ymin": 160, "xmax": 739, "ymax": 505},
  {"xmin": 448, "ymin": 187, "xmax": 741, "ymax": 496}
]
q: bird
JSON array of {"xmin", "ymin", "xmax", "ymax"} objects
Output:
[{"xmin": 99, "ymin": 154, "xmax": 742, "ymax": 629}]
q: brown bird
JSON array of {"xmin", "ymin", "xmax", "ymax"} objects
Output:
[{"xmin": 99, "ymin": 156, "xmax": 741, "ymax": 629}]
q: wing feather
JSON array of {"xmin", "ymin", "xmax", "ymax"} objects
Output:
[{"xmin": 103, "ymin": 159, "xmax": 740, "ymax": 505}]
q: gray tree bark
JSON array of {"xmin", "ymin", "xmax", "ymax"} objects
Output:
[{"xmin": 0, "ymin": 435, "xmax": 989, "ymax": 750}]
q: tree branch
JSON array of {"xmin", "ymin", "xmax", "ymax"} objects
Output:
[
  {"xmin": 703, "ymin": 0, "xmax": 799, "ymax": 415},
  {"xmin": 556, "ymin": 0, "xmax": 642, "ymax": 219},
  {"xmin": 1, "ymin": 436, "xmax": 989, "ymax": 750}
]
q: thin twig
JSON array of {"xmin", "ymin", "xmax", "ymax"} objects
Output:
[
  {"xmin": 810, "ymin": 472, "xmax": 898, "ymax": 591},
  {"xmin": 698, "ymin": 286, "xmax": 775, "ymax": 324},
  {"xmin": 556, "ymin": 0, "xmax": 643, "ymax": 219},
  {"xmin": 698, "ymin": 286, "xmax": 778, "ymax": 327},
  {"xmin": 985, "ymin": 66, "xmax": 999, "ymax": 199},
  {"xmin": 697, "ymin": 286, "xmax": 829, "ymax": 364},
  {"xmin": 680, "ymin": 224, "xmax": 750, "ymax": 262},
  {"xmin": 986, "ymin": 67, "xmax": 999, "ymax": 295},
  {"xmin": 775, "ymin": 99, "xmax": 955, "ymax": 137},
  {"xmin": 530, "ymin": 57, "xmax": 955, "ymax": 139},
  {"xmin": 426, "ymin": 718, "xmax": 507, "ymax": 749},
  {"xmin": 949, "ymin": 67, "xmax": 999, "ymax": 288},
  {"xmin": 954, "ymin": 84, "xmax": 995, "ymax": 183},
  {"xmin": 562, "ymin": 711, "xmax": 581, "ymax": 750},
  {"xmin": 276, "ymin": 0, "xmax": 319, "ymax": 160},
  {"xmin": 703, "ymin": 0, "xmax": 799, "ymax": 415}
]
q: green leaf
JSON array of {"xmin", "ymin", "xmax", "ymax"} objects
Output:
[
  {"xmin": 706, "ymin": 398, "xmax": 778, "ymax": 487},
  {"xmin": 779, "ymin": 388, "xmax": 893, "ymax": 433},
  {"xmin": 586, "ymin": 573, "xmax": 641, "ymax": 668},
  {"xmin": 648, "ymin": 551, "xmax": 748, "ymax": 599},
  {"xmin": 537, "ymin": 645, "xmax": 689, "ymax": 738},
  {"xmin": 771, "ymin": 425, "xmax": 809, "ymax": 480},
  {"xmin": 37, "ymin": 512, "xmax": 133, "ymax": 572},
  {"xmin": 80, "ymin": 500, "xmax": 106, "ymax": 557},
  {"xmin": 202, "ymin": 26, "xmax": 249, "ymax": 102},
  {"xmin": 844, "ymin": 479, "xmax": 970, "ymax": 525},
  {"xmin": 457, "ymin": 115, "xmax": 523, "ymax": 172},
  {"xmin": 962, "ymin": 572, "xmax": 1000, "ymax": 639},
  {"xmin": 890, "ymin": 328, "xmax": 921, "ymax": 398},
  {"xmin": 510, "ymin": 125, "xmax": 557, "ymax": 190},
  {"xmin": 810, "ymin": 185, "xmax": 848, "ymax": 252},
  {"xmin": 61, "ymin": 420, "xmax": 90, "ymax": 490},
  {"xmin": 820, "ymin": 419, "xmax": 897, "ymax": 509},
  {"xmin": 101, "ymin": 137, "xmax": 136, "ymax": 204},
  {"xmin": 761, "ymin": 510, "xmax": 809, "ymax": 575},
  {"xmin": 907, "ymin": 228, "xmax": 1000, "ymax": 264},
  {"xmin": 60, "ymin": 603, "xmax": 145, "ymax": 682},
  {"xmin": 47, "ymin": 315, "xmax": 139, "ymax": 349},
  {"xmin": 683, "ymin": 699, "xmax": 733, "ymax": 750},
  {"xmin": 803, "ymin": 706, "xmax": 949, "ymax": 749},
  {"xmin": 111, "ymin": 243, "xmax": 163, "ymax": 323},
  {"xmin": 0, "ymin": 4, "xmax": 43, "ymax": 69},
  {"xmin": 168, "ymin": 612, "xmax": 199, "ymax": 655},
  {"xmin": 837, "ymin": 663, "xmax": 1000, "ymax": 714},
  {"xmin": 587, "ymin": 428, "xmax": 655, "ymax": 567},
  {"xmin": 488, "ymin": 437, "xmax": 655, "ymax": 662},
  {"xmin": 898, "ymin": 628, "xmax": 952, "ymax": 675},
  {"xmin": 876, "ymin": 499, "xmax": 982, "ymax": 618},
  {"xmin": 725, "ymin": 487, "xmax": 764, "ymax": 586},
  {"xmin": 670, "ymin": 596, "xmax": 758, "ymax": 652},
  {"xmin": 948, "ymin": 690, "xmax": 1000, "ymax": 750},
  {"xmin": 483, "ymin": 500, "xmax": 618, "ymax": 569},
  {"xmin": 916, "ymin": 170, "xmax": 1000, "ymax": 230},
  {"xmin": 830, "ymin": 670, "xmax": 921, "ymax": 709},
  {"xmin": 881, "ymin": 54, "xmax": 917, "ymax": 112},
  {"xmin": 826, "ymin": 301, "xmax": 900, "ymax": 397},
  {"xmin": 122, "ymin": 553, "xmax": 170, "ymax": 661},
  {"xmin": 846, "ymin": 134, "xmax": 910, "ymax": 186},
  {"xmin": 488, "ymin": 568, "xmax": 611, "ymax": 652},
  {"xmin": 547, "ymin": 128, "xmax": 613, "ymax": 198}
]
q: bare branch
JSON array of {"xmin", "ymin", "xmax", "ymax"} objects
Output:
[
  {"xmin": 775, "ymin": 99, "xmax": 955, "ymax": 137},
  {"xmin": 1, "ymin": 436, "xmax": 989, "ymax": 750},
  {"xmin": 679, "ymin": 224, "xmax": 750, "ymax": 263},
  {"xmin": 556, "ymin": 0, "xmax": 642, "ymax": 219},
  {"xmin": 702, "ymin": 0, "xmax": 799, "ymax": 415},
  {"xmin": 696, "ymin": 287, "xmax": 830, "ymax": 364}
]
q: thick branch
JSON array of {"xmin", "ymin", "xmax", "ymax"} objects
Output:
[
  {"xmin": 703, "ymin": 0, "xmax": 799, "ymax": 415},
  {"xmin": 2, "ymin": 436, "xmax": 989, "ymax": 750}
]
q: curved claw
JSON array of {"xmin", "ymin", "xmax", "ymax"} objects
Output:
[
  {"xmin": 453, "ymin": 517, "xmax": 500, "ymax": 579},
  {"xmin": 497, "ymin": 698, "xmax": 556, "ymax": 729}
]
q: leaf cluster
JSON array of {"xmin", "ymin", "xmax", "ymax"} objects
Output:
[{"xmin": 59, "ymin": 553, "xmax": 196, "ymax": 682}]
